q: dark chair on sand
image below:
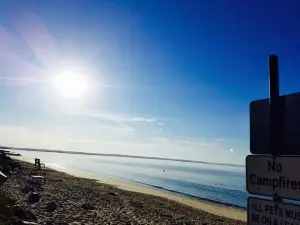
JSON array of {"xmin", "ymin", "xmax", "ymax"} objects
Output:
[
  {"xmin": 29, "ymin": 158, "xmax": 46, "ymax": 185},
  {"xmin": 0, "ymin": 150, "xmax": 11, "ymax": 180}
]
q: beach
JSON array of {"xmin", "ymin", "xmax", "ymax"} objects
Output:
[{"xmin": 0, "ymin": 159, "xmax": 246, "ymax": 224}]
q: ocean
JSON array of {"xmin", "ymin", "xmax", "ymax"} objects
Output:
[{"xmin": 13, "ymin": 150, "xmax": 248, "ymax": 209}]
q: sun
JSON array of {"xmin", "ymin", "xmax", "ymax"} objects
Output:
[{"xmin": 53, "ymin": 71, "xmax": 88, "ymax": 99}]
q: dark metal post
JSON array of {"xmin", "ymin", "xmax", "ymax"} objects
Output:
[
  {"xmin": 269, "ymin": 54, "xmax": 282, "ymax": 203},
  {"xmin": 269, "ymin": 55, "xmax": 280, "ymax": 155}
]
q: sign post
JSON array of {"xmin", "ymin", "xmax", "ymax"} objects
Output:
[
  {"xmin": 269, "ymin": 55, "xmax": 281, "ymax": 156},
  {"xmin": 268, "ymin": 55, "xmax": 282, "ymax": 202},
  {"xmin": 246, "ymin": 55, "xmax": 300, "ymax": 224}
]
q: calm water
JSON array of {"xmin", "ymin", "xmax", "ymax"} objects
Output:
[{"xmin": 13, "ymin": 150, "xmax": 248, "ymax": 208}]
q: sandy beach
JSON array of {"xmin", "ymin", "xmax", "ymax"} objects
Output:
[
  {"xmin": 0, "ymin": 160, "xmax": 246, "ymax": 224},
  {"xmin": 61, "ymin": 166, "xmax": 247, "ymax": 222}
]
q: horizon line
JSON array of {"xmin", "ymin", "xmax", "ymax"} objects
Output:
[{"xmin": 1, "ymin": 145, "xmax": 244, "ymax": 167}]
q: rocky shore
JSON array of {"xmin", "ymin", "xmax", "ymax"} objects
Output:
[{"xmin": 0, "ymin": 159, "xmax": 246, "ymax": 225}]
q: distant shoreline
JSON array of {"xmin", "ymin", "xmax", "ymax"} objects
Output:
[{"xmin": 3, "ymin": 145, "xmax": 244, "ymax": 167}]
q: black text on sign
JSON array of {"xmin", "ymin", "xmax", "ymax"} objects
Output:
[{"xmin": 248, "ymin": 197, "xmax": 300, "ymax": 225}]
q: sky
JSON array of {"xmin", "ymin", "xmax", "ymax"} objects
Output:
[{"xmin": 0, "ymin": 0, "xmax": 299, "ymax": 164}]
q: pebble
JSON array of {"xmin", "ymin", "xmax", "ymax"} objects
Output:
[
  {"xmin": 81, "ymin": 203, "xmax": 95, "ymax": 210},
  {"xmin": 28, "ymin": 192, "xmax": 40, "ymax": 204},
  {"xmin": 46, "ymin": 202, "xmax": 58, "ymax": 212}
]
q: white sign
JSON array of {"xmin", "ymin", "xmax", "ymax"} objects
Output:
[
  {"xmin": 248, "ymin": 197, "xmax": 300, "ymax": 225},
  {"xmin": 246, "ymin": 155, "xmax": 300, "ymax": 201}
]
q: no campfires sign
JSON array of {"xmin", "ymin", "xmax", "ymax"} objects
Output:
[{"xmin": 246, "ymin": 156, "xmax": 300, "ymax": 201}]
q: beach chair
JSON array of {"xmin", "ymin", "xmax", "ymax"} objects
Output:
[
  {"xmin": 0, "ymin": 150, "xmax": 5, "ymax": 166},
  {"xmin": 0, "ymin": 151, "xmax": 11, "ymax": 174},
  {"xmin": 29, "ymin": 158, "xmax": 46, "ymax": 185}
]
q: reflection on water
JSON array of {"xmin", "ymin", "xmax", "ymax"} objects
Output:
[{"xmin": 14, "ymin": 150, "xmax": 247, "ymax": 208}]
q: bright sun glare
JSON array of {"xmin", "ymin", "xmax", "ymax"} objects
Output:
[{"xmin": 53, "ymin": 71, "xmax": 88, "ymax": 99}]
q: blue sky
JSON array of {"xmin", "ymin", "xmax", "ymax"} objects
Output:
[{"xmin": 0, "ymin": 0, "xmax": 299, "ymax": 164}]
